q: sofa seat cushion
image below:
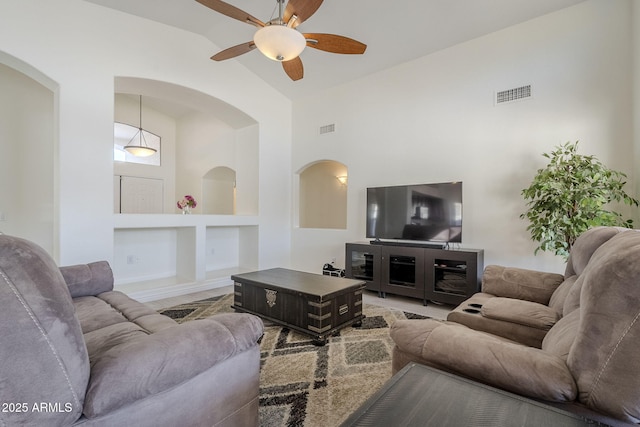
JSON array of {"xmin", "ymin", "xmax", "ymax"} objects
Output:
[
  {"xmin": 81, "ymin": 309, "xmax": 264, "ymax": 418},
  {"xmin": 72, "ymin": 290, "xmax": 265, "ymax": 418},
  {"xmin": 481, "ymin": 297, "xmax": 559, "ymax": 330},
  {"xmin": 84, "ymin": 322, "xmax": 152, "ymax": 363},
  {"xmin": 422, "ymin": 323, "xmax": 577, "ymax": 402},
  {"xmin": 74, "ymin": 291, "xmax": 177, "ymax": 335},
  {"xmin": 391, "ymin": 318, "xmax": 576, "ymax": 402},
  {"xmin": 74, "ymin": 295, "xmax": 133, "ymax": 334}
]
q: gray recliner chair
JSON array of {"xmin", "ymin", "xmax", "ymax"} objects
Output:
[
  {"xmin": 447, "ymin": 226, "xmax": 627, "ymax": 348},
  {"xmin": 0, "ymin": 234, "xmax": 264, "ymax": 426},
  {"xmin": 390, "ymin": 227, "xmax": 640, "ymax": 425}
]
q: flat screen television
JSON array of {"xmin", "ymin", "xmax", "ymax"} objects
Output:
[{"xmin": 366, "ymin": 182, "xmax": 463, "ymax": 243}]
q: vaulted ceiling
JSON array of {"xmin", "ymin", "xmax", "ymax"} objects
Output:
[{"xmin": 84, "ymin": 0, "xmax": 586, "ymax": 100}]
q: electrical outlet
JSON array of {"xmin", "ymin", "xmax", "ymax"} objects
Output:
[
  {"xmin": 331, "ymin": 257, "xmax": 336, "ymax": 264},
  {"xmin": 0, "ymin": 212, "xmax": 5, "ymax": 221},
  {"xmin": 126, "ymin": 255, "xmax": 138, "ymax": 265}
]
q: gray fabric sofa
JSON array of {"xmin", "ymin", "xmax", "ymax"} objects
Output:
[
  {"xmin": 0, "ymin": 234, "xmax": 264, "ymax": 427},
  {"xmin": 390, "ymin": 226, "xmax": 640, "ymax": 425}
]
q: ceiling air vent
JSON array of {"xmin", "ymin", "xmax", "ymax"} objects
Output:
[
  {"xmin": 319, "ymin": 123, "xmax": 335, "ymax": 135},
  {"xmin": 496, "ymin": 85, "xmax": 532, "ymax": 105}
]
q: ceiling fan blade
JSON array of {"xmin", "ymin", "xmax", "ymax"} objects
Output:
[
  {"xmin": 304, "ymin": 33, "xmax": 367, "ymax": 54},
  {"xmin": 284, "ymin": 0, "xmax": 323, "ymax": 28},
  {"xmin": 282, "ymin": 57, "xmax": 304, "ymax": 81},
  {"xmin": 196, "ymin": 0, "xmax": 264, "ymax": 27},
  {"xmin": 211, "ymin": 41, "xmax": 256, "ymax": 61}
]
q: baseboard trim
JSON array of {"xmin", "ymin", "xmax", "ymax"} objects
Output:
[{"xmin": 125, "ymin": 276, "xmax": 233, "ymax": 302}]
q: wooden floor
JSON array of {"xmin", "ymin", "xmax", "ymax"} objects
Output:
[{"xmin": 145, "ymin": 286, "xmax": 452, "ymax": 320}]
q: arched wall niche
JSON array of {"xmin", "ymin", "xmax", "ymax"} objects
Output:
[
  {"xmin": 203, "ymin": 166, "xmax": 236, "ymax": 214},
  {"xmin": 297, "ymin": 160, "xmax": 348, "ymax": 229},
  {"xmin": 114, "ymin": 77, "xmax": 259, "ymax": 216},
  {"xmin": 0, "ymin": 51, "xmax": 57, "ymax": 256},
  {"xmin": 0, "ymin": 51, "xmax": 58, "ymax": 91},
  {"xmin": 115, "ymin": 77, "xmax": 256, "ymax": 129}
]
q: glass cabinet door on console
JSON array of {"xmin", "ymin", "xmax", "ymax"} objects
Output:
[
  {"xmin": 345, "ymin": 243, "xmax": 381, "ymax": 294},
  {"xmin": 425, "ymin": 248, "xmax": 483, "ymax": 305},
  {"xmin": 434, "ymin": 259, "xmax": 468, "ymax": 296},
  {"xmin": 380, "ymin": 246, "xmax": 426, "ymax": 303}
]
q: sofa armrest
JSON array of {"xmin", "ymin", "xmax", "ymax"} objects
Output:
[
  {"xmin": 83, "ymin": 313, "xmax": 264, "ymax": 418},
  {"xmin": 482, "ymin": 265, "xmax": 565, "ymax": 305},
  {"xmin": 60, "ymin": 261, "xmax": 114, "ymax": 298},
  {"xmin": 481, "ymin": 297, "xmax": 560, "ymax": 331},
  {"xmin": 423, "ymin": 323, "xmax": 577, "ymax": 402}
]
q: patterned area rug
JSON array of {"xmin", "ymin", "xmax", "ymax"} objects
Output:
[{"xmin": 160, "ymin": 294, "xmax": 427, "ymax": 427}]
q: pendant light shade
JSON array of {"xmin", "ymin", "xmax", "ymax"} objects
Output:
[
  {"xmin": 124, "ymin": 95, "xmax": 157, "ymax": 157},
  {"xmin": 253, "ymin": 25, "xmax": 306, "ymax": 62},
  {"xmin": 124, "ymin": 144, "xmax": 156, "ymax": 157}
]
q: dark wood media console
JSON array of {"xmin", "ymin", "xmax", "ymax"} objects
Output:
[{"xmin": 345, "ymin": 241, "xmax": 483, "ymax": 305}]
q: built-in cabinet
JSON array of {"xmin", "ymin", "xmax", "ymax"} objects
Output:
[
  {"xmin": 114, "ymin": 214, "xmax": 258, "ymax": 302},
  {"xmin": 345, "ymin": 242, "xmax": 484, "ymax": 305}
]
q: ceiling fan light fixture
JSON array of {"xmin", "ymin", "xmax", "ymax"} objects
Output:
[{"xmin": 253, "ymin": 25, "xmax": 306, "ymax": 62}]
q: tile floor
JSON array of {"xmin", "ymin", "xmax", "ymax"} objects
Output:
[{"xmin": 145, "ymin": 286, "xmax": 452, "ymax": 320}]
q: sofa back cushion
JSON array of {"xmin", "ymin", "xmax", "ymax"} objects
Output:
[
  {"xmin": 547, "ymin": 275, "xmax": 577, "ymax": 316},
  {"xmin": 567, "ymin": 230, "xmax": 640, "ymax": 423},
  {"xmin": 481, "ymin": 265, "xmax": 564, "ymax": 305},
  {"xmin": 541, "ymin": 308, "xmax": 580, "ymax": 360},
  {"xmin": 564, "ymin": 226, "xmax": 627, "ymax": 277},
  {"xmin": 0, "ymin": 235, "xmax": 89, "ymax": 426}
]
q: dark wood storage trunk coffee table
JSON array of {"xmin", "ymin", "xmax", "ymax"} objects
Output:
[{"xmin": 231, "ymin": 268, "xmax": 366, "ymax": 345}]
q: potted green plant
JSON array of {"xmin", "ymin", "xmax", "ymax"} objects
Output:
[{"xmin": 520, "ymin": 141, "xmax": 638, "ymax": 259}]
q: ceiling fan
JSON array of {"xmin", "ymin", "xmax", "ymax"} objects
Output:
[{"xmin": 196, "ymin": 0, "xmax": 367, "ymax": 81}]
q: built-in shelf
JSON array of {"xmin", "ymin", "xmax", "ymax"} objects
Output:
[
  {"xmin": 114, "ymin": 213, "xmax": 258, "ymax": 228},
  {"xmin": 113, "ymin": 214, "xmax": 259, "ymax": 302}
]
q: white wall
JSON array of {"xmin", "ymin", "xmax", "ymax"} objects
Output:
[
  {"xmin": 291, "ymin": 0, "xmax": 635, "ymax": 274},
  {"xmin": 0, "ymin": 0, "xmax": 292, "ymax": 268},
  {"xmin": 235, "ymin": 125, "xmax": 260, "ymax": 216},
  {"xmin": 0, "ymin": 62, "xmax": 55, "ymax": 253}
]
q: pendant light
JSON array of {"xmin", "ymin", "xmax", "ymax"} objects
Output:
[{"xmin": 124, "ymin": 95, "xmax": 157, "ymax": 157}]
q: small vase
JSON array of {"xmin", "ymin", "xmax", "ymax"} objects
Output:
[{"xmin": 182, "ymin": 206, "xmax": 191, "ymax": 215}]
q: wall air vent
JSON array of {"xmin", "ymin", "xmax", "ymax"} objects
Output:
[
  {"xmin": 496, "ymin": 85, "xmax": 532, "ymax": 105},
  {"xmin": 319, "ymin": 123, "xmax": 335, "ymax": 135}
]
